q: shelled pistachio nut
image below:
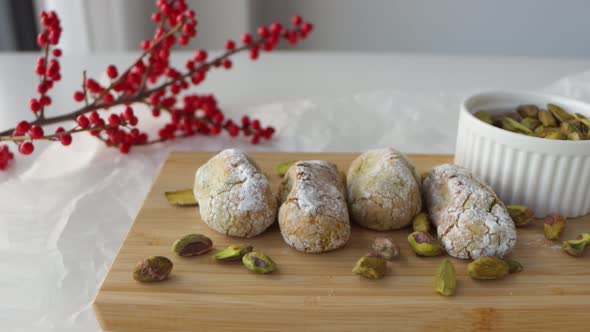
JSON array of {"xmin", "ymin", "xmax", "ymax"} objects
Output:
[
  {"xmin": 242, "ymin": 251, "xmax": 276, "ymax": 274},
  {"xmin": 467, "ymin": 256, "xmax": 509, "ymax": 280},
  {"xmin": 133, "ymin": 256, "xmax": 173, "ymax": 282},
  {"xmin": 516, "ymin": 104, "xmax": 540, "ymax": 118},
  {"xmin": 214, "ymin": 244, "xmax": 253, "ymax": 261},
  {"xmin": 474, "ymin": 111, "xmax": 493, "ymax": 125},
  {"xmin": 538, "ymin": 109, "xmax": 558, "ymax": 127},
  {"xmin": 543, "ymin": 214, "xmax": 567, "ymax": 240},
  {"xmin": 275, "ymin": 160, "xmax": 296, "ymax": 177},
  {"xmin": 507, "ymin": 205, "xmax": 534, "ymax": 227},
  {"xmin": 505, "ymin": 259, "xmax": 524, "ymax": 273},
  {"xmin": 164, "ymin": 189, "xmax": 198, "ymax": 206},
  {"xmin": 352, "ymin": 255, "xmax": 387, "ymax": 279},
  {"xmin": 408, "ymin": 232, "xmax": 443, "ymax": 257},
  {"xmin": 562, "ymin": 233, "xmax": 590, "ymax": 257},
  {"xmin": 521, "ymin": 117, "xmax": 541, "ymax": 131},
  {"xmin": 548, "ymin": 103, "xmax": 574, "ymax": 123},
  {"xmin": 434, "ymin": 259, "xmax": 456, "ymax": 296},
  {"xmin": 412, "ymin": 212, "xmax": 432, "ymax": 233},
  {"xmin": 172, "ymin": 233, "xmax": 213, "ymax": 257}
]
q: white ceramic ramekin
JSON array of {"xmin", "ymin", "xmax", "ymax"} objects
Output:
[{"xmin": 455, "ymin": 91, "xmax": 590, "ymax": 218}]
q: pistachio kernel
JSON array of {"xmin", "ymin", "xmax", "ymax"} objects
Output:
[
  {"xmin": 547, "ymin": 103, "xmax": 574, "ymax": 123},
  {"xmin": 507, "ymin": 205, "xmax": 534, "ymax": 227},
  {"xmin": 214, "ymin": 244, "xmax": 253, "ymax": 261},
  {"xmin": 133, "ymin": 256, "xmax": 173, "ymax": 282},
  {"xmin": 412, "ymin": 212, "xmax": 432, "ymax": 233},
  {"xmin": 516, "ymin": 104, "xmax": 539, "ymax": 118},
  {"xmin": 562, "ymin": 233, "xmax": 590, "ymax": 257},
  {"xmin": 434, "ymin": 259, "xmax": 456, "ymax": 296},
  {"xmin": 538, "ymin": 109, "xmax": 557, "ymax": 127},
  {"xmin": 164, "ymin": 189, "xmax": 198, "ymax": 207},
  {"xmin": 543, "ymin": 214, "xmax": 567, "ymax": 240},
  {"xmin": 474, "ymin": 111, "xmax": 493, "ymax": 125},
  {"xmin": 505, "ymin": 259, "xmax": 524, "ymax": 273},
  {"xmin": 573, "ymin": 113, "xmax": 590, "ymax": 130},
  {"xmin": 370, "ymin": 237, "xmax": 400, "ymax": 260},
  {"xmin": 275, "ymin": 160, "xmax": 296, "ymax": 177},
  {"xmin": 352, "ymin": 255, "xmax": 387, "ymax": 279},
  {"xmin": 501, "ymin": 116, "xmax": 533, "ymax": 134},
  {"xmin": 242, "ymin": 251, "xmax": 276, "ymax": 274},
  {"xmin": 408, "ymin": 231, "xmax": 443, "ymax": 257},
  {"xmin": 467, "ymin": 256, "xmax": 509, "ymax": 280},
  {"xmin": 544, "ymin": 131, "xmax": 566, "ymax": 140},
  {"xmin": 521, "ymin": 117, "xmax": 541, "ymax": 131},
  {"xmin": 172, "ymin": 233, "xmax": 213, "ymax": 257}
]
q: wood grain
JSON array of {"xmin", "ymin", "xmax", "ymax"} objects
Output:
[{"xmin": 94, "ymin": 152, "xmax": 590, "ymax": 332}]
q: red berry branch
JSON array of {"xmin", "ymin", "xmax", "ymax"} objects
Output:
[{"xmin": 0, "ymin": 0, "xmax": 313, "ymax": 170}]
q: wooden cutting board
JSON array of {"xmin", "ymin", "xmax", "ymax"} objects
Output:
[{"xmin": 94, "ymin": 151, "xmax": 590, "ymax": 332}]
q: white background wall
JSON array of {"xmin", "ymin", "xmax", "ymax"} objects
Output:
[{"xmin": 35, "ymin": 0, "xmax": 590, "ymax": 57}]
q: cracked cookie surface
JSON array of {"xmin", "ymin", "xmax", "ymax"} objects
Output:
[
  {"xmin": 346, "ymin": 148, "xmax": 422, "ymax": 231},
  {"xmin": 423, "ymin": 164, "xmax": 516, "ymax": 259},
  {"xmin": 278, "ymin": 160, "xmax": 350, "ymax": 253},
  {"xmin": 193, "ymin": 149, "xmax": 277, "ymax": 238}
]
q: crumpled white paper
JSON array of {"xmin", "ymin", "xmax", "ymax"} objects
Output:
[{"xmin": 1, "ymin": 70, "xmax": 589, "ymax": 331}]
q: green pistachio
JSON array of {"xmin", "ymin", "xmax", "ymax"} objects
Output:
[
  {"xmin": 507, "ymin": 205, "xmax": 534, "ymax": 227},
  {"xmin": 133, "ymin": 256, "xmax": 173, "ymax": 282},
  {"xmin": 467, "ymin": 256, "xmax": 509, "ymax": 280},
  {"xmin": 543, "ymin": 214, "xmax": 567, "ymax": 240},
  {"xmin": 538, "ymin": 109, "xmax": 558, "ymax": 127},
  {"xmin": 562, "ymin": 233, "xmax": 590, "ymax": 257},
  {"xmin": 164, "ymin": 189, "xmax": 198, "ymax": 207},
  {"xmin": 214, "ymin": 244, "xmax": 253, "ymax": 261},
  {"xmin": 434, "ymin": 259, "xmax": 456, "ymax": 296},
  {"xmin": 172, "ymin": 234, "xmax": 213, "ymax": 257},
  {"xmin": 505, "ymin": 259, "xmax": 524, "ymax": 273},
  {"xmin": 516, "ymin": 104, "xmax": 540, "ymax": 118},
  {"xmin": 412, "ymin": 212, "xmax": 432, "ymax": 233},
  {"xmin": 547, "ymin": 103, "xmax": 574, "ymax": 123},
  {"xmin": 501, "ymin": 117, "xmax": 533, "ymax": 134},
  {"xmin": 352, "ymin": 255, "xmax": 387, "ymax": 279},
  {"xmin": 275, "ymin": 161, "xmax": 296, "ymax": 177},
  {"xmin": 408, "ymin": 232, "xmax": 443, "ymax": 257},
  {"xmin": 521, "ymin": 117, "xmax": 541, "ymax": 131},
  {"xmin": 474, "ymin": 111, "xmax": 493, "ymax": 125},
  {"xmin": 242, "ymin": 251, "xmax": 276, "ymax": 274}
]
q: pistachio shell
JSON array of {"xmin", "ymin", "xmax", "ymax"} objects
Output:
[
  {"xmin": 164, "ymin": 189, "xmax": 198, "ymax": 207},
  {"xmin": 434, "ymin": 259, "xmax": 456, "ymax": 296}
]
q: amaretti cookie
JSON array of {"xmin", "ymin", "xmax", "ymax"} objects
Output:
[
  {"xmin": 278, "ymin": 160, "xmax": 350, "ymax": 253},
  {"xmin": 346, "ymin": 148, "xmax": 422, "ymax": 230},
  {"xmin": 193, "ymin": 149, "xmax": 276, "ymax": 238},
  {"xmin": 422, "ymin": 164, "xmax": 517, "ymax": 259}
]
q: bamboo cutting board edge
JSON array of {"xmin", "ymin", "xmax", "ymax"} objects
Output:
[{"xmin": 94, "ymin": 151, "xmax": 590, "ymax": 332}]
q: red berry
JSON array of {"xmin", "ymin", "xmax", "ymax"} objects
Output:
[
  {"xmin": 129, "ymin": 116, "xmax": 138, "ymax": 126},
  {"xmin": 222, "ymin": 59, "xmax": 232, "ymax": 69},
  {"xmin": 19, "ymin": 142, "xmax": 34, "ymax": 155},
  {"xmin": 251, "ymin": 134, "xmax": 260, "ymax": 145},
  {"xmin": 60, "ymin": 134, "xmax": 72, "ymax": 146},
  {"xmin": 29, "ymin": 99, "xmax": 41, "ymax": 112},
  {"xmin": 140, "ymin": 40, "xmax": 150, "ymax": 50},
  {"xmin": 108, "ymin": 114, "xmax": 121, "ymax": 126},
  {"xmin": 55, "ymin": 127, "xmax": 65, "ymax": 135},
  {"xmin": 152, "ymin": 108, "xmax": 161, "ymax": 117},
  {"xmin": 241, "ymin": 33, "xmax": 253, "ymax": 44},
  {"xmin": 151, "ymin": 12, "xmax": 162, "ymax": 22},
  {"xmin": 40, "ymin": 95, "xmax": 51, "ymax": 106},
  {"xmin": 257, "ymin": 26, "xmax": 269, "ymax": 37},
  {"xmin": 252, "ymin": 119, "xmax": 261, "ymax": 130},
  {"xmin": 89, "ymin": 111, "xmax": 100, "ymax": 124},
  {"xmin": 241, "ymin": 116, "xmax": 250, "ymax": 127},
  {"xmin": 292, "ymin": 15, "xmax": 303, "ymax": 25},
  {"xmin": 29, "ymin": 125, "xmax": 44, "ymax": 139},
  {"xmin": 103, "ymin": 93, "xmax": 114, "ymax": 104},
  {"xmin": 270, "ymin": 22, "xmax": 282, "ymax": 35},
  {"xmin": 210, "ymin": 125, "xmax": 221, "ymax": 135},
  {"xmin": 250, "ymin": 48, "xmax": 259, "ymax": 60},
  {"xmin": 37, "ymin": 33, "xmax": 48, "ymax": 47},
  {"xmin": 178, "ymin": 35, "xmax": 189, "ymax": 45},
  {"xmin": 228, "ymin": 125, "xmax": 239, "ymax": 137},
  {"xmin": 225, "ymin": 39, "xmax": 236, "ymax": 50},
  {"xmin": 106, "ymin": 65, "xmax": 118, "ymax": 79},
  {"xmin": 194, "ymin": 49, "xmax": 207, "ymax": 62},
  {"xmin": 302, "ymin": 22, "xmax": 313, "ymax": 33},
  {"xmin": 15, "ymin": 121, "xmax": 31, "ymax": 135},
  {"xmin": 77, "ymin": 115, "xmax": 90, "ymax": 129},
  {"xmin": 124, "ymin": 106, "xmax": 134, "ymax": 120},
  {"xmin": 119, "ymin": 143, "xmax": 131, "ymax": 154},
  {"xmin": 73, "ymin": 91, "xmax": 85, "ymax": 102},
  {"xmin": 288, "ymin": 31, "xmax": 298, "ymax": 45}
]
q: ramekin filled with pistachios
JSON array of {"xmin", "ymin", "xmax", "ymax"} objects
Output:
[{"xmin": 455, "ymin": 91, "xmax": 590, "ymax": 218}]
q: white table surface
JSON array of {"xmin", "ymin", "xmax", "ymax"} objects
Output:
[{"xmin": 1, "ymin": 51, "xmax": 589, "ymax": 332}]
